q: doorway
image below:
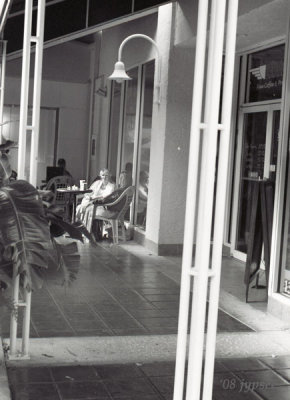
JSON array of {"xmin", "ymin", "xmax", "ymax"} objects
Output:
[{"xmin": 231, "ymin": 104, "xmax": 280, "ymax": 261}]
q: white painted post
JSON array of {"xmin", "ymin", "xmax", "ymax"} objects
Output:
[
  {"xmin": 186, "ymin": 2, "xmax": 227, "ymax": 399},
  {"xmin": 9, "ymin": 268, "xmax": 19, "ymax": 357},
  {"xmin": 29, "ymin": 0, "xmax": 46, "ymax": 186},
  {"xmin": 21, "ymin": 280, "xmax": 32, "ymax": 357},
  {"xmin": 0, "ymin": 40, "xmax": 7, "ymax": 144},
  {"xmin": 202, "ymin": 1, "xmax": 239, "ymax": 398},
  {"xmin": 13, "ymin": 0, "xmax": 46, "ymax": 359},
  {"xmin": 173, "ymin": 0, "xmax": 209, "ymax": 398},
  {"xmin": 17, "ymin": 0, "xmax": 33, "ymax": 179},
  {"xmin": 173, "ymin": 0, "xmax": 239, "ymax": 399}
]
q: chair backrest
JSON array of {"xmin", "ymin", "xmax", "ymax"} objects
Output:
[
  {"xmin": 46, "ymin": 175, "xmax": 73, "ymax": 204},
  {"xmin": 107, "ymin": 185, "xmax": 135, "ymax": 219}
]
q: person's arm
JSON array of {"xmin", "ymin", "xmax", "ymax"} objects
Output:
[
  {"xmin": 83, "ymin": 181, "xmax": 100, "ymax": 201},
  {"xmin": 93, "ymin": 182, "xmax": 116, "ymax": 201},
  {"xmin": 138, "ymin": 185, "xmax": 148, "ymax": 201}
]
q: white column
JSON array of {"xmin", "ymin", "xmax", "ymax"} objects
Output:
[
  {"xmin": 186, "ymin": 1, "xmax": 227, "ymax": 399},
  {"xmin": 29, "ymin": 0, "xmax": 46, "ymax": 186},
  {"xmin": 173, "ymin": 0, "xmax": 209, "ymax": 398},
  {"xmin": 0, "ymin": 40, "xmax": 7, "ymax": 144},
  {"xmin": 17, "ymin": 0, "xmax": 33, "ymax": 179},
  {"xmin": 173, "ymin": 0, "xmax": 239, "ymax": 399},
  {"xmin": 202, "ymin": 0, "xmax": 239, "ymax": 398}
]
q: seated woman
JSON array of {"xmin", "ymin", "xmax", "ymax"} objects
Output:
[
  {"xmin": 81, "ymin": 170, "xmax": 130, "ymax": 239},
  {"xmin": 76, "ymin": 168, "xmax": 115, "ymax": 228}
]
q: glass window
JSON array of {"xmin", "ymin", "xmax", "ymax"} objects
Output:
[
  {"xmin": 107, "ymin": 61, "xmax": 154, "ymax": 230},
  {"xmin": 120, "ymin": 67, "xmax": 139, "ymax": 186},
  {"xmin": 236, "ymin": 112, "xmax": 268, "ymax": 253},
  {"xmin": 279, "ymin": 124, "xmax": 290, "ymax": 297},
  {"xmin": 2, "ymin": 105, "xmax": 57, "ymax": 186},
  {"xmin": 245, "ymin": 45, "xmax": 285, "ymax": 103},
  {"xmin": 135, "ymin": 61, "xmax": 154, "ymax": 228},
  {"xmin": 107, "ymin": 82, "xmax": 122, "ymax": 182}
]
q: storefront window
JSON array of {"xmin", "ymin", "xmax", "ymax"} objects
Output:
[
  {"xmin": 108, "ymin": 61, "xmax": 154, "ymax": 230},
  {"xmin": 120, "ymin": 67, "xmax": 138, "ymax": 184},
  {"xmin": 107, "ymin": 82, "xmax": 122, "ymax": 182},
  {"xmin": 279, "ymin": 123, "xmax": 290, "ymax": 297},
  {"xmin": 236, "ymin": 112, "xmax": 267, "ymax": 253},
  {"xmin": 135, "ymin": 61, "xmax": 154, "ymax": 228},
  {"xmin": 245, "ymin": 45, "xmax": 285, "ymax": 103}
]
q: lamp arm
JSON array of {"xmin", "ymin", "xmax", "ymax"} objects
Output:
[{"xmin": 118, "ymin": 34, "xmax": 161, "ymax": 104}]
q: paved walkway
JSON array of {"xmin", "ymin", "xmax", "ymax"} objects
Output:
[
  {"xmin": 6, "ymin": 356, "xmax": 290, "ymax": 399},
  {"xmin": 1, "ymin": 242, "xmax": 252, "ymax": 338},
  {"xmin": 2, "ymin": 239, "xmax": 290, "ymax": 399}
]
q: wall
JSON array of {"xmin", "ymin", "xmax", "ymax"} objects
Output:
[{"xmin": 4, "ymin": 77, "xmax": 90, "ymax": 184}]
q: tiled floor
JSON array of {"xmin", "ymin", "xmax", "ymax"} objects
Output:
[
  {"xmin": 6, "ymin": 355, "xmax": 290, "ymax": 400},
  {"xmin": 1, "ymin": 241, "xmax": 252, "ymax": 338},
  {"xmin": 4, "ymin": 238, "xmax": 286, "ymax": 400}
]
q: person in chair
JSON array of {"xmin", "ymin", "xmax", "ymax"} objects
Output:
[{"xmin": 76, "ymin": 168, "xmax": 115, "ymax": 227}]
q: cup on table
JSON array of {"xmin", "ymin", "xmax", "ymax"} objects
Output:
[{"xmin": 80, "ymin": 180, "xmax": 86, "ymax": 190}]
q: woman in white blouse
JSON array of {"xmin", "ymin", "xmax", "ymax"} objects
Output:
[{"xmin": 76, "ymin": 168, "xmax": 115, "ymax": 222}]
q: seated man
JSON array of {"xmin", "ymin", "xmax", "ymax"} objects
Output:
[{"xmin": 57, "ymin": 158, "xmax": 73, "ymax": 179}]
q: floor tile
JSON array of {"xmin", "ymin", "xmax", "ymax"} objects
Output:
[
  {"xmin": 149, "ymin": 376, "xmax": 174, "ymax": 395},
  {"xmin": 11, "ymin": 383, "xmax": 60, "ymax": 400},
  {"xmin": 57, "ymin": 381, "xmax": 109, "ymax": 399},
  {"xmin": 51, "ymin": 365, "xmax": 99, "ymax": 382},
  {"xmin": 137, "ymin": 317, "xmax": 178, "ymax": 329},
  {"xmin": 110, "ymin": 396, "xmax": 162, "ymax": 400},
  {"xmin": 260, "ymin": 355, "xmax": 290, "ymax": 369},
  {"xmin": 256, "ymin": 385, "xmax": 290, "ymax": 400},
  {"xmin": 7, "ymin": 367, "xmax": 53, "ymax": 385},
  {"xmin": 213, "ymin": 371, "xmax": 260, "ymax": 400},
  {"xmin": 276, "ymin": 368, "xmax": 290, "ymax": 382},
  {"xmin": 235, "ymin": 369, "xmax": 288, "ymax": 387},
  {"xmin": 139, "ymin": 362, "xmax": 176, "ymax": 377},
  {"xmin": 220, "ymin": 358, "xmax": 268, "ymax": 371},
  {"xmin": 104, "ymin": 377, "xmax": 157, "ymax": 398},
  {"xmin": 94, "ymin": 364, "xmax": 144, "ymax": 380}
]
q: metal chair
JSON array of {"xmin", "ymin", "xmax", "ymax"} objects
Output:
[{"xmin": 92, "ymin": 186, "xmax": 135, "ymax": 244}]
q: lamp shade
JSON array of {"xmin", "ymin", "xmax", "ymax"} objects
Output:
[{"xmin": 108, "ymin": 61, "xmax": 132, "ymax": 83}]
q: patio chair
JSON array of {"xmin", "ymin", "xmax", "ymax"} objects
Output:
[
  {"xmin": 92, "ymin": 185, "xmax": 135, "ymax": 244},
  {"xmin": 46, "ymin": 175, "xmax": 73, "ymax": 208}
]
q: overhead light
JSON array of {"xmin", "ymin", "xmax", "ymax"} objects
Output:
[
  {"xmin": 108, "ymin": 61, "xmax": 132, "ymax": 84},
  {"xmin": 108, "ymin": 34, "xmax": 161, "ymax": 104}
]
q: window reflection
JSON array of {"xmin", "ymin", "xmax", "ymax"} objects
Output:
[{"xmin": 245, "ymin": 45, "xmax": 285, "ymax": 103}]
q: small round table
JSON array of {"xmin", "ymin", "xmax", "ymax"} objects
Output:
[{"xmin": 57, "ymin": 188, "xmax": 92, "ymax": 223}]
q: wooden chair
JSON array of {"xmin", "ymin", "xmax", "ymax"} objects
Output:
[{"xmin": 92, "ymin": 186, "xmax": 135, "ymax": 244}]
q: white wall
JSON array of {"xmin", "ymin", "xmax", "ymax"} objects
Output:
[{"xmin": 4, "ymin": 77, "xmax": 90, "ymax": 184}]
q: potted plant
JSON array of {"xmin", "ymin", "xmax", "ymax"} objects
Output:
[{"xmin": 0, "ymin": 140, "xmax": 93, "ymax": 319}]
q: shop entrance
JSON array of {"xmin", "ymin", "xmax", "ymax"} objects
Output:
[{"xmin": 231, "ymin": 104, "xmax": 280, "ymax": 261}]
